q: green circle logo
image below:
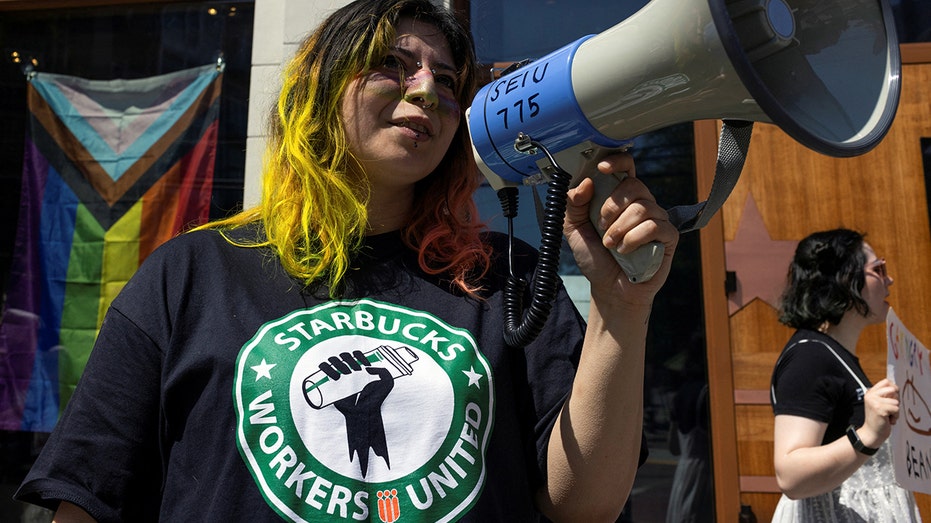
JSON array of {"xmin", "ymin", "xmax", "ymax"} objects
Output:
[{"xmin": 234, "ymin": 299, "xmax": 494, "ymax": 522}]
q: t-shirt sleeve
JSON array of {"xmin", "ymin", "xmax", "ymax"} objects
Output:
[
  {"xmin": 771, "ymin": 342, "xmax": 848, "ymax": 423},
  {"xmin": 14, "ymin": 305, "xmax": 164, "ymax": 523}
]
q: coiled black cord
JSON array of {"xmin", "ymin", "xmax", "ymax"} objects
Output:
[{"xmin": 499, "ymin": 135, "xmax": 572, "ymax": 348}]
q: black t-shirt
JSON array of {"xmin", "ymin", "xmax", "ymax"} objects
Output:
[
  {"xmin": 16, "ymin": 226, "xmax": 644, "ymax": 522},
  {"xmin": 770, "ymin": 329, "xmax": 872, "ymax": 445}
]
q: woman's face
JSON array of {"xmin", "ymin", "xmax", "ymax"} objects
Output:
[
  {"xmin": 341, "ymin": 16, "xmax": 461, "ymax": 195},
  {"xmin": 861, "ymin": 243, "xmax": 893, "ymax": 323}
]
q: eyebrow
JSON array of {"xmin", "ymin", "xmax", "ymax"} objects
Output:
[{"xmin": 390, "ymin": 46, "xmax": 457, "ymax": 75}]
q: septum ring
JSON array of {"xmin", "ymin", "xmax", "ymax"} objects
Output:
[{"xmin": 407, "ymin": 94, "xmax": 434, "ymax": 110}]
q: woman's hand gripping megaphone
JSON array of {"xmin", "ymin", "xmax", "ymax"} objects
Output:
[
  {"xmin": 544, "ymin": 141, "xmax": 666, "ymax": 284},
  {"xmin": 584, "ymin": 165, "xmax": 665, "ymax": 284}
]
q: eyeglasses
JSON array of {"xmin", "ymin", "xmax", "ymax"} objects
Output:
[{"xmin": 866, "ymin": 258, "xmax": 888, "ymax": 279}]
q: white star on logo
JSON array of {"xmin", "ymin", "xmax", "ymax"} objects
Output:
[
  {"xmin": 463, "ymin": 366, "xmax": 483, "ymax": 388},
  {"xmin": 251, "ymin": 359, "xmax": 276, "ymax": 381}
]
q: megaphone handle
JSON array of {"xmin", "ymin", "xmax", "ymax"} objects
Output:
[{"xmin": 587, "ymin": 172, "xmax": 665, "ymax": 283}]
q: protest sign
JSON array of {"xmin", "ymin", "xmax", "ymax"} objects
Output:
[{"xmin": 887, "ymin": 307, "xmax": 931, "ymax": 493}]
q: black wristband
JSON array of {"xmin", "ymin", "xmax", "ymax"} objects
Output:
[{"xmin": 846, "ymin": 425, "xmax": 879, "ymax": 456}]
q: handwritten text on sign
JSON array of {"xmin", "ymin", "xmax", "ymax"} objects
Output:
[{"xmin": 888, "ymin": 307, "xmax": 931, "ymax": 494}]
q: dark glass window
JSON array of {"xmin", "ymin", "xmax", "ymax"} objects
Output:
[
  {"xmin": 0, "ymin": 3, "xmax": 253, "ymax": 519},
  {"xmin": 891, "ymin": 0, "xmax": 931, "ymax": 42},
  {"xmin": 469, "ymin": 0, "xmax": 649, "ymax": 62},
  {"xmin": 0, "ymin": 1, "xmax": 253, "ymax": 288}
]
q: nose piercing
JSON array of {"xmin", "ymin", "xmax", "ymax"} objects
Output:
[
  {"xmin": 404, "ymin": 62, "xmax": 437, "ymax": 110},
  {"xmin": 412, "ymin": 61, "xmax": 437, "ymax": 78},
  {"xmin": 406, "ymin": 94, "xmax": 433, "ymax": 110}
]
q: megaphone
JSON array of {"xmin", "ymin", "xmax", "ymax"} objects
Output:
[{"xmin": 466, "ymin": 0, "xmax": 900, "ymax": 346}]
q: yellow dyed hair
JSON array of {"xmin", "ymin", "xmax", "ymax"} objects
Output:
[{"xmin": 195, "ymin": 0, "xmax": 490, "ymax": 296}]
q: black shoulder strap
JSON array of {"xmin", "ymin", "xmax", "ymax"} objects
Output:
[
  {"xmin": 530, "ymin": 120, "xmax": 753, "ymax": 236},
  {"xmin": 668, "ymin": 120, "xmax": 753, "ymax": 233}
]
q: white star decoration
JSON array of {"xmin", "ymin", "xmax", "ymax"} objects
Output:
[
  {"xmin": 251, "ymin": 359, "xmax": 276, "ymax": 381},
  {"xmin": 463, "ymin": 366, "xmax": 483, "ymax": 388}
]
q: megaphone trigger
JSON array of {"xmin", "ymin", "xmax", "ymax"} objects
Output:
[{"xmin": 587, "ymin": 171, "xmax": 666, "ymax": 283}]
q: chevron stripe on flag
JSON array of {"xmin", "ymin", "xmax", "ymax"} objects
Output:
[{"xmin": 0, "ymin": 64, "xmax": 222, "ymax": 431}]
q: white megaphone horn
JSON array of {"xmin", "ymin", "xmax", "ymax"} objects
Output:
[{"xmin": 466, "ymin": 0, "xmax": 901, "ymax": 347}]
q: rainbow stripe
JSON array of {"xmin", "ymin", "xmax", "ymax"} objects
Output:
[{"xmin": 0, "ymin": 64, "xmax": 221, "ymax": 431}]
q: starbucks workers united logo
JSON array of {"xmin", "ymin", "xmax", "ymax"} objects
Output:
[{"xmin": 234, "ymin": 299, "xmax": 494, "ymax": 522}]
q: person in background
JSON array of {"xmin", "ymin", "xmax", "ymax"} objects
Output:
[
  {"xmin": 14, "ymin": 1, "xmax": 679, "ymax": 521},
  {"xmin": 665, "ymin": 345, "xmax": 713, "ymax": 523},
  {"xmin": 769, "ymin": 228, "xmax": 920, "ymax": 522}
]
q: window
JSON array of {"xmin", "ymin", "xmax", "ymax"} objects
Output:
[{"xmin": 0, "ymin": 2, "xmax": 253, "ymax": 518}]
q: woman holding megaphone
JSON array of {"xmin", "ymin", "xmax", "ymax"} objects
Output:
[
  {"xmin": 15, "ymin": 1, "xmax": 679, "ymax": 521},
  {"xmin": 770, "ymin": 228, "xmax": 920, "ymax": 522}
]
